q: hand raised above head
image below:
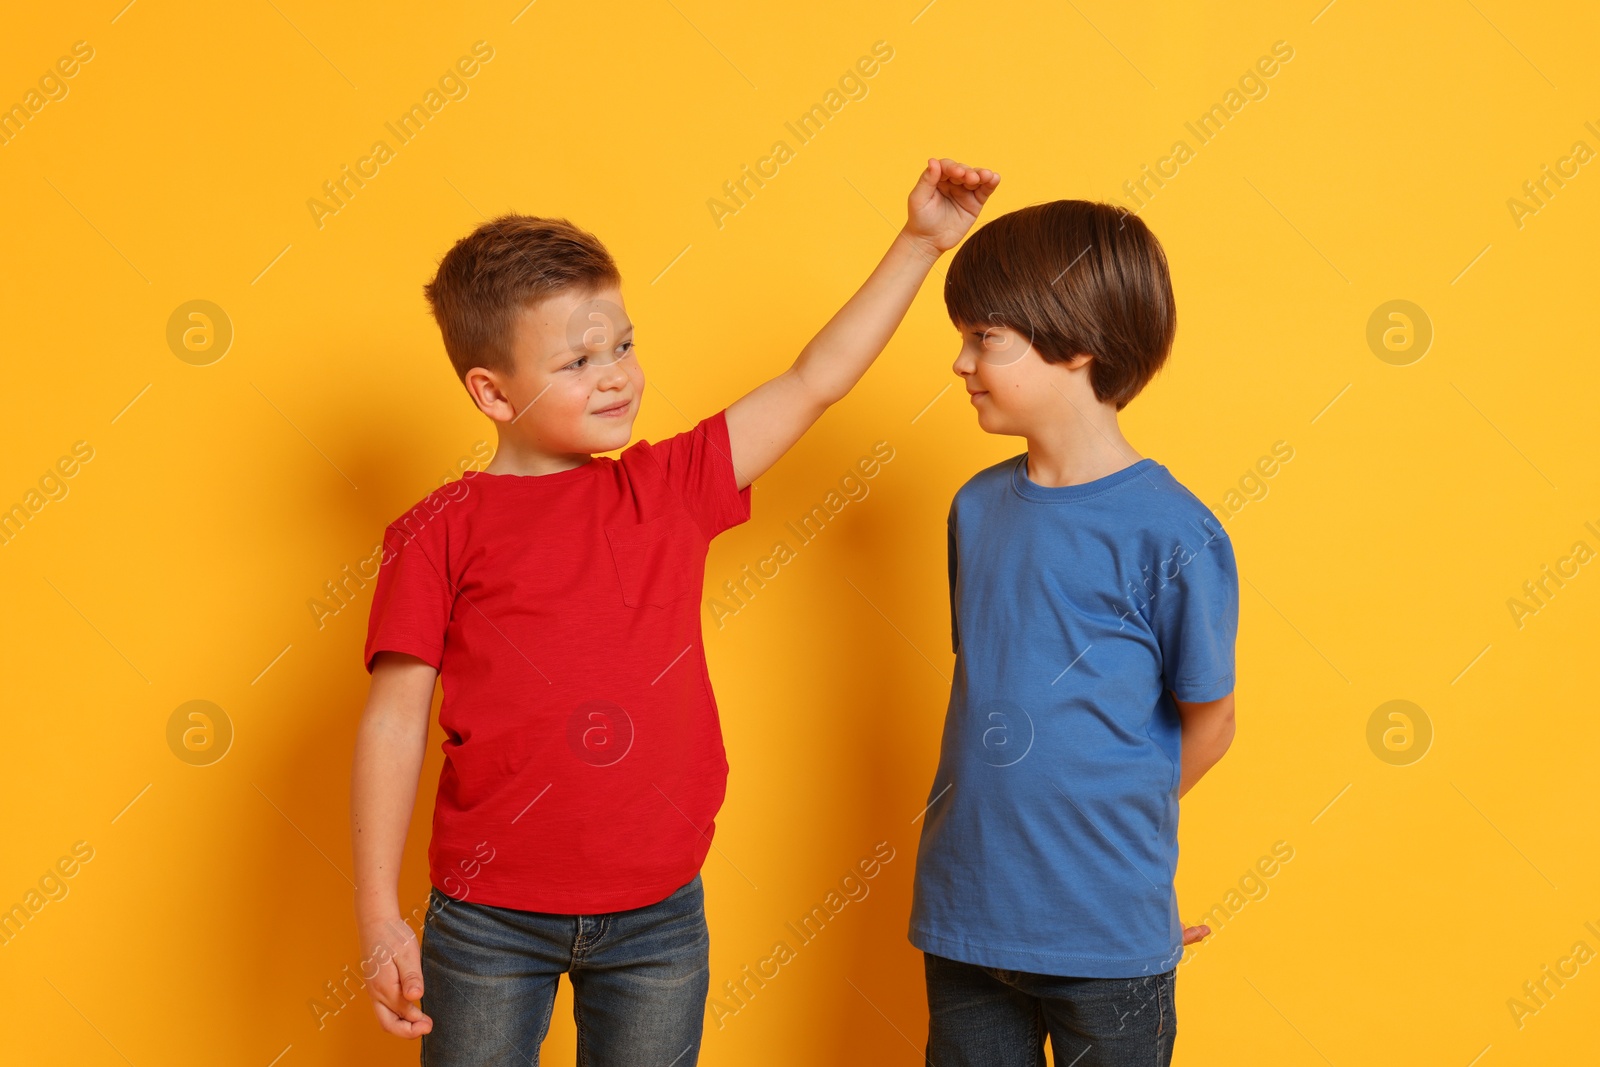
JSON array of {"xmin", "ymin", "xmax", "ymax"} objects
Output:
[
  {"xmin": 905, "ymin": 157, "xmax": 1002, "ymax": 255},
  {"xmin": 726, "ymin": 157, "xmax": 997, "ymax": 491}
]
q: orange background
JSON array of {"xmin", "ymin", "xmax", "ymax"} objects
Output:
[{"xmin": 2, "ymin": 1, "xmax": 1597, "ymax": 1064}]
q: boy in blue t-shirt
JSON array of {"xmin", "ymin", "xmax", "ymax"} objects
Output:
[{"xmin": 909, "ymin": 200, "xmax": 1239, "ymax": 1066}]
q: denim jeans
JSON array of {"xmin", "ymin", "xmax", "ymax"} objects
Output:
[
  {"xmin": 419, "ymin": 875, "xmax": 710, "ymax": 1066},
  {"xmin": 924, "ymin": 952, "xmax": 1175, "ymax": 1067}
]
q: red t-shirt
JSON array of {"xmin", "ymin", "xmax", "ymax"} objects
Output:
[{"xmin": 363, "ymin": 408, "xmax": 752, "ymax": 913}]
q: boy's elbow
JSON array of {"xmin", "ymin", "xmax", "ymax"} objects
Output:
[
  {"xmin": 790, "ymin": 363, "xmax": 845, "ymax": 410},
  {"xmin": 1214, "ymin": 703, "xmax": 1236, "ymax": 756}
]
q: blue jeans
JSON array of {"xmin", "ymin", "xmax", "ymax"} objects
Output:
[
  {"xmin": 419, "ymin": 875, "xmax": 710, "ymax": 1066},
  {"xmin": 924, "ymin": 952, "xmax": 1175, "ymax": 1067}
]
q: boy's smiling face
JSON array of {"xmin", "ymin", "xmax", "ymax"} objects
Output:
[
  {"xmin": 951, "ymin": 319, "xmax": 1091, "ymax": 437},
  {"xmin": 472, "ymin": 284, "xmax": 644, "ymax": 462}
]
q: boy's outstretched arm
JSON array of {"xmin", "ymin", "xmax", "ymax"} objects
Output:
[{"xmin": 726, "ymin": 157, "xmax": 1000, "ymax": 491}]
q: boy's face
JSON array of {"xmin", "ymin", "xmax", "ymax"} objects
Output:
[
  {"xmin": 951, "ymin": 319, "xmax": 1088, "ymax": 436},
  {"xmin": 487, "ymin": 284, "xmax": 643, "ymax": 455}
]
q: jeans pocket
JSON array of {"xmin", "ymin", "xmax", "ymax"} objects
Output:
[
  {"xmin": 1065, "ymin": 974, "xmax": 1166, "ymax": 1042},
  {"xmin": 605, "ymin": 512, "xmax": 701, "ymax": 608}
]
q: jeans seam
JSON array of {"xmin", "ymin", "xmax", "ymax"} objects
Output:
[
  {"xmin": 573, "ymin": 916, "xmax": 590, "ymax": 960},
  {"xmin": 575, "ymin": 994, "xmax": 589, "ymax": 1067},
  {"xmin": 1155, "ymin": 973, "xmax": 1169, "ymax": 1065}
]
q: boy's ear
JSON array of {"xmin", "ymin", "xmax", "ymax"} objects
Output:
[
  {"xmin": 463, "ymin": 366, "xmax": 514, "ymax": 422},
  {"xmin": 1057, "ymin": 351, "xmax": 1093, "ymax": 371}
]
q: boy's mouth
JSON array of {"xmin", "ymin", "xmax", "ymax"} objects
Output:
[
  {"xmin": 592, "ymin": 398, "xmax": 633, "ymax": 418},
  {"xmin": 968, "ymin": 390, "xmax": 988, "ymax": 403}
]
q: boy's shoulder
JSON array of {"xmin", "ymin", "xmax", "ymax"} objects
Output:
[
  {"xmin": 376, "ymin": 411, "xmax": 726, "ymax": 540},
  {"xmin": 1124, "ymin": 462, "xmax": 1227, "ymax": 540},
  {"xmin": 377, "ymin": 406, "xmax": 731, "ymax": 530},
  {"xmin": 383, "ymin": 476, "xmax": 475, "ymax": 534},
  {"xmin": 951, "ymin": 452, "xmax": 1023, "ymax": 506},
  {"xmin": 953, "ymin": 454, "xmax": 1225, "ymax": 540}
]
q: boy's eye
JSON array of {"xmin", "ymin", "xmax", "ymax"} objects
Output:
[{"xmin": 564, "ymin": 340, "xmax": 632, "ymax": 371}]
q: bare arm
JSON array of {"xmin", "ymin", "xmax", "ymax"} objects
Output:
[
  {"xmin": 1175, "ymin": 691, "xmax": 1236, "ymax": 798},
  {"xmin": 350, "ymin": 651, "xmax": 438, "ymax": 1039},
  {"xmin": 1175, "ymin": 690, "xmax": 1236, "ymax": 945},
  {"xmin": 726, "ymin": 158, "xmax": 1000, "ymax": 491}
]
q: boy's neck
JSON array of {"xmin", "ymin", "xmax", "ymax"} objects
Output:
[
  {"xmin": 483, "ymin": 430, "xmax": 596, "ymax": 477},
  {"xmin": 1021, "ymin": 406, "xmax": 1143, "ymax": 488}
]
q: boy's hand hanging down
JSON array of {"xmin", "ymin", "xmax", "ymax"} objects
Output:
[
  {"xmin": 359, "ymin": 913, "xmax": 433, "ymax": 1037},
  {"xmin": 1175, "ymin": 692, "xmax": 1237, "ymax": 950},
  {"xmin": 352, "ymin": 650, "xmax": 440, "ymax": 1039}
]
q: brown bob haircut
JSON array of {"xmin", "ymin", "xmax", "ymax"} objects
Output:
[
  {"xmin": 943, "ymin": 200, "xmax": 1176, "ymax": 410},
  {"xmin": 423, "ymin": 214, "xmax": 621, "ymax": 383}
]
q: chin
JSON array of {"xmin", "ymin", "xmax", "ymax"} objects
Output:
[
  {"xmin": 983, "ymin": 415, "xmax": 1021, "ymax": 439},
  {"xmin": 592, "ymin": 416, "xmax": 636, "ymax": 446}
]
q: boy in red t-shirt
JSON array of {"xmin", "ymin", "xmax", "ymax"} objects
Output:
[{"xmin": 351, "ymin": 158, "xmax": 999, "ymax": 1064}]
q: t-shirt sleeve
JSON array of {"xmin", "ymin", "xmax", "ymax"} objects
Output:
[
  {"xmin": 648, "ymin": 407, "xmax": 753, "ymax": 539},
  {"xmin": 362, "ymin": 508, "xmax": 455, "ymax": 674},
  {"xmin": 1151, "ymin": 518, "xmax": 1238, "ymax": 702}
]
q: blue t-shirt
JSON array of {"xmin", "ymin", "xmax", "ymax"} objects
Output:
[{"xmin": 909, "ymin": 453, "xmax": 1238, "ymax": 978}]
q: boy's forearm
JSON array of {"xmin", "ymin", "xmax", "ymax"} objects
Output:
[
  {"xmin": 1174, "ymin": 692, "xmax": 1236, "ymax": 798},
  {"xmin": 791, "ymin": 228, "xmax": 942, "ymax": 405},
  {"xmin": 1177, "ymin": 716, "xmax": 1235, "ymax": 798},
  {"xmin": 725, "ymin": 160, "xmax": 993, "ymax": 490},
  {"xmin": 351, "ymin": 708, "xmax": 429, "ymax": 917}
]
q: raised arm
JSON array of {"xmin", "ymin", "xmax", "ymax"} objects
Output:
[{"xmin": 726, "ymin": 157, "xmax": 1000, "ymax": 491}]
